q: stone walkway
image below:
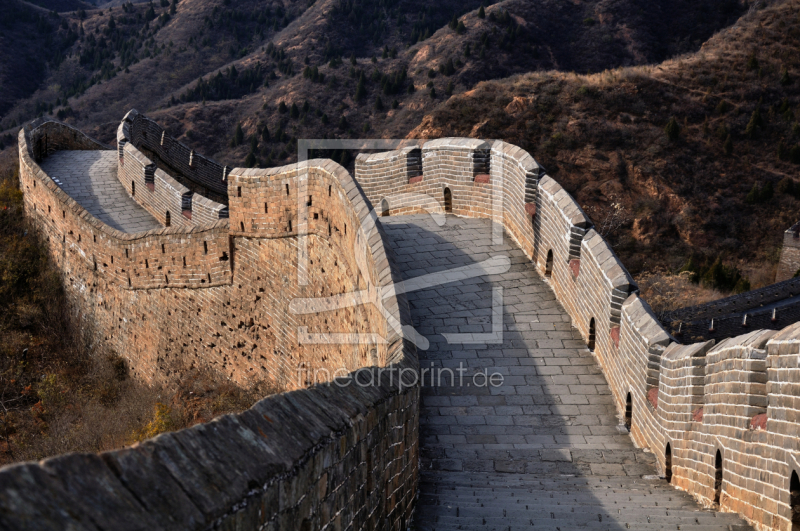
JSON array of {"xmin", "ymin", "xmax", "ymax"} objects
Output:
[
  {"xmin": 380, "ymin": 214, "xmax": 752, "ymax": 531},
  {"xmin": 41, "ymin": 150, "xmax": 161, "ymax": 233}
]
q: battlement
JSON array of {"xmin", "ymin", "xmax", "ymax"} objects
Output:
[
  {"xmin": 357, "ymin": 140, "xmax": 800, "ymax": 531},
  {"xmin": 120, "ymin": 109, "xmax": 229, "ymax": 196},
  {"xmin": 6, "ymin": 124, "xmax": 800, "ymax": 530},
  {"xmin": 117, "ymin": 112, "xmax": 228, "ymax": 227}
]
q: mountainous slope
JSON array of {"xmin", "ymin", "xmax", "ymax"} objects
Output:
[
  {"xmin": 411, "ymin": 0, "xmax": 800, "ymax": 285},
  {"xmin": 0, "ymin": 0, "xmax": 787, "ymax": 287},
  {"xmin": 0, "ymin": 0, "xmax": 747, "ymax": 162}
]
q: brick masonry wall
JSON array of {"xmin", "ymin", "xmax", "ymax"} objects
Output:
[
  {"xmin": 7, "ymin": 118, "xmax": 420, "ymax": 530},
  {"xmin": 777, "ymin": 229, "xmax": 800, "ymax": 282},
  {"xmin": 119, "ymin": 118, "xmax": 227, "ymax": 226},
  {"xmin": 356, "ymin": 140, "xmax": 800, "ymax": 531},
  {"xmin": 124, "ymin": 109, "xmax": 229, "ymax": 196}
]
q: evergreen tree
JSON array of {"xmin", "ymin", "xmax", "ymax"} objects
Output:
[
  {"xmin": 746, "ymin": 52, "xmax": 759, "ymax": 71},
  {"xmin": 445, "ymin": 81, "xmax": 454, "ymax": 96},
  {"xmin": 355, "ymin": 74, "xmax": 366, "ymax": 102},
  {"xmin": 456, "ymin": 20, "xmax": 466, "ymax": 34},
  {"xmin": 478, "ymin": 5, "xmax": 485, "ymax": 18},
  {"xmin": 430, "ymin": 86, "xmax": 437, "ymax": 99},
  {"xmin": 780, "ymin": 66, "xmax": 792, "ymax": 86},
  {"xmin": 790, "ymin": 145, "xmax": 800, "ymax": 164},
  {"xmin": 449, "ymin": 14, "xmax": 458, "ymax": 30},
  {"xmin": 261, "ymin": 124, "xmax": 270, "ymax": 141},
  {"xmin": 723, "ymin": 135, "xmax": 733, "ymax": 155},
  {"xmin": 375, "ymin": 96, "xmax": 384, "ymax": 111},
  {"xmin": 290, "ymin": 103, "xmax": 299, "ymax": 118},
  {"xmin": 245, "ymin": 152, "xmax": 256, "ymax": 168},
  {"xmin": 232, "ymin": 123, "xmax": 244, "ymax": 146},
  {"xmin": 465, "ymin": 43, "xmax": 471, "ymax": 57},
  {"xmin": 664, "ymin": 116, "xmax": 680, "ymax": 141},
  {"xmin": 278, "ymin": 101, "xmax": 287, "ymax": 113},
  {"xmin": 745, "ymin": 108, "xmax": 762, "ymax": 138}
]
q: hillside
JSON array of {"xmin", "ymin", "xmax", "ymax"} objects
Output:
[
  {"xmin": 411, "ymin": 0, "xmax": 800, "ymax": 287},
  {"xmin": 0, "ymin": 0, "xmax": 746, "ymax": 159},
  {"xmin": 0, "ymin": 0, "xmax": 788, "ymax": 287}
]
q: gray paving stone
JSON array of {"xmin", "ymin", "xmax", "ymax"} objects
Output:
[
  {"xmin": 379, "ymin": 214, "xmax": 751, "ymax": 531},
  {"xmin": 41, "ymin": 151, "xmax": 161, "ymax": 233}
]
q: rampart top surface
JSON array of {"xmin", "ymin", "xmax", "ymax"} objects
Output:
[
  {"xmin": 382, "ymin": 214, "xmax": 750, "ymax": 530},
  {"xmin": 40, "ymin": 150, "xmax": 161, "ymax": 233}
]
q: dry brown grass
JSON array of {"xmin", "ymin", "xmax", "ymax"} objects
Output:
[
  {"xmin": 409, "ymin": 0, "xmax": 800, "ymax": 287},
  {"xmin": 0, "ymin": 155, "xmax": 280, "ymax": 466},
  {"xmin": 636, "ymin": 270, "xmax": 725, "ymax": 320}
]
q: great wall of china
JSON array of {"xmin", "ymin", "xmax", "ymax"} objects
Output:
[{"xmin": 1, "ymin": 114, "xmax": 799, "ymax": 530}]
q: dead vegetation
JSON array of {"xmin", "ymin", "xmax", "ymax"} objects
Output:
[
  {"xmin": 0, "ymin": 156, "xmax": 276, "ymax": 466},
  {"xmin": 409, "ymin": 0, "xmax": 800, "ymax": 303}
]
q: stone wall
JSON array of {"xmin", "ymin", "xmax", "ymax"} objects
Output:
[
  {"xmin": 356, "ymin": 139, "xmax": 800, "ymax": 531},
  {"xmin": 5, "ymin": 118, "xmax": 420, "ymax": 530},
  {"xmin": 118, "ymin": 114, "xmax": 228, "ymax": 226},
  {"xmin": 661, "ymin": 275, "xmax": 800, "ymax": 343},
  {"xmin": 122, "ymin": 109, "xmax": 229, "ymax": 196},
  {"xmin": 777, "ymin": 223, "xmax": 800, "ymax": 282}
]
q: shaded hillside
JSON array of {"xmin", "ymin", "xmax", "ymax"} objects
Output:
[
  {"xmin": 0, "ymin": 1, "xmax": 81, "ymax": 118},
  {"xmin": 410, "ymin": 0, "xmax": 800, "ymax": 287},
  {"xmin": 23, "ymin": 0, "xmax": 92, "ymax": 11},
  {"xmin": 1, "ymin": 0, "xmax": 747, "ymax": 164},
  {"xmin": 139, "ymin": 0, "xmax": 746, "ymax": 166}
]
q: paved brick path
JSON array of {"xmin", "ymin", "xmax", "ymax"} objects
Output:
[
  {"xmin": 41, "ymin": 151, "xmax": 161, "ymax": 233},
  {"xmin": 380, "ymin": 214, "xmax": 751, "ymax": 531}
]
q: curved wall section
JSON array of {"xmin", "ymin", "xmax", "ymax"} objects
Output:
[
  {"xmin": 356, "ymin": 139, "xmax": 800, "ymax": 531},
  {"xmin": 5, "ymin": 118, "xmax": 419, "ymax": 530},
  {"xmin": 120, "ymin": 109, "xmax": 229, "ymax": 196}
]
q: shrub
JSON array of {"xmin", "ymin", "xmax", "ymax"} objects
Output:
[
  {"xmin": 430, "ymin": 87, "xmax": 437, "ymax": 99},
  {"xmin": 583, "ymin": 17, "xmax": 595, "ymax": 26},
  {"xmin": 137, "ymin": 403, "xmax": 175, "ymax": 440},
  {"xmin": 715, "ymin": 100, "xmax": 731, "ymax": 114},
  {"xmin": 392, "ymin": 99, "xmax": 399, "ymax": 109},
  {"xmin": 664, "ymin": 116, "xmax": 681, "ymax": 141},
  {"xmin": 446, "ymin": 81, "xmax": 454, "ymax": 96},
  {"xmin": 777, "ymin": 176, "xmax": 797, "ymax": 196}
]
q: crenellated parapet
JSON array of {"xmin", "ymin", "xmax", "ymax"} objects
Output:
[
  {"xmin": 10, "ymin": 121, "xmax": 800, "ymax": 530},
  {"xmin": 357, "ymin": 139, "xmax": 800, "ymax": 531},
  {"xmin": 117, "ymin": 111, "xmax": 228, "ymax": 227},
  {"xmin": 121, "ymin": 109, "xmax": 229, "ymax": 196}
]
